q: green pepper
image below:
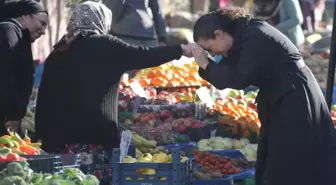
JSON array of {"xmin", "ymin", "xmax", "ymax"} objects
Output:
[
  {"xmin": 0, "ymin": 138, "xmax": 14, "ymax": 148},
  {"xmin": 0, "ymin": 148, "xmax": 11, "ymax": 155}
]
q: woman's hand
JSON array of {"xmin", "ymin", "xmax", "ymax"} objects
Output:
[
  {"xmin": 181, "ymin": 44, "xmax": 193, "ymax": 57},
  {"xmin": 191, "ymin": 44, "xmax": 209, "ymax": 70}
]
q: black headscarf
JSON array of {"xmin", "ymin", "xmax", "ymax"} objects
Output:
[{"xmin": 0, "ymin": 0, "xmax": 48, "ymax": 20}]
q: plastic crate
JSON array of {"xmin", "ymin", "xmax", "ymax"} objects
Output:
[
  {"xmin": 112, "ymin": 148, "xmax": 193, "ymax": 185},
  {"xmin": 194, "ymin": 150, "xmax": 255, "ymax": 180},
  {"xmin": 21, "ymin": 155, "xmax": 63, "ymax": 173},
  {"xmin": 185, "ymin": 122, "xmax": 218, "ymax": 142},
  {"xmin": 194, "ymin": 176, "xmax": 234, "ymax": 185},
  {"xmin": 57, "ymin": 154, "xmax": 80, "ymax": 169}
]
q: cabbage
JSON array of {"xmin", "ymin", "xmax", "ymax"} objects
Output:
[
  {"xmin": 232, "ymin": 139, "xmax": 245, "ymax": 149},
  {"xmin": 240, "ymin": 138, "xmax": 250, "ymax": 146},
  {"xmin": 197, "ymin": 139, "xmax": 209, "ymax": 149}
]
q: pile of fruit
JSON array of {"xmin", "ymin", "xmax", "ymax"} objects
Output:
[
  {"xmin": 0, "ymin": 132, "xmax": 41, "ymax": 158},
  {"xmin": 0, "ymin": 161, "xmax": 99, "ymax": 185},
  {"xmin": 122, "ymin": 62, "xmax": 209, "ymax": 87},
  {"xmin": 209, "ymin": 89, "xmax": 261, "ymax": 137},
  {"xmin": 193, "ymin": 150, "xmax": 241, "ymax": 175}
]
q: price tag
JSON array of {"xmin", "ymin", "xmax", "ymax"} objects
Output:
[
  {"xmin": 210, "ymin": 129, "xmax": 217, "ymax": 137},
  {"xmin": 120, "ymin": 131, "xmax": 133, "ymax": 161},
  {"xmin": 132, "ymin": 96, "xmax": 142, "ymax": 115},
  {"xmin": 130, "ymin": 81, "xmax": 148, "ymax": 99},
  {"xmin": 196, "ymin": 87, "xmax": 214, "ymax": 108}
]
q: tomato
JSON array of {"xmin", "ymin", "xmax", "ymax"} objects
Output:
[
  {"xmin": 234, "ymin": 168, "xmax": 241, "ymax": 174},
  {"xmin": 6, "ymin": 153, "xmax": 20, "ymax": 161},
  {"xmin": 209, "ymin": 158, "xmax": 216, "ymax": 164},
  {"xmin": 224, "ymin": 162, "xmax": 231, "ymax": 169},
  {"xmin": 209, "ymin": 164, "xmax": 215, "ymax": 169},
  {"xmin": 227, "ymin": 168, "xmax": 234, "ymax": 174},
  {"xmin": 195, "ymin": 156, "xmax": 200, "ymax": 162},
  {"xmin": 219, "ymin": 164, "xmax": 225, "ymax": 168},
  {"xmin": 203, "ymin": 156, "xmax": 209, "ymax": 161},
  {"xmin": 221, "ymin": 169, "xmax": 228, "ymax": 174},
  {"xmin": 204, "ymin": 162, "xmax": 209, "ymax": 166},
  {"xmin": 0, "ymin": 155, "xmax": 7, "ymax": 162}
]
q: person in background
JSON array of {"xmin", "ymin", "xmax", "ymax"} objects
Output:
[
  {"xmin": 35, "ymin": 2, "xmax": 192, "ymax": 184},
  {"xmin": 29, "ymin": 59, "xmax": 45, "ymax": 101},
  {"xmin": 103, "ymin": 0, "xmax": 168, "ymax": 79},
  {"xmin": 103, "ymin": 0, "xmax": 167, "ymax": 47},
  {"xmin": 191, "ymin": 7, "xmax": 336, "ymax": 185},
  {"xmin": 254, "ymin": 0, "xmax": 305, "ymax": 49},
  {"xmin": 0, "ymin": 0, "xmax": 48, "ymax": 135}
]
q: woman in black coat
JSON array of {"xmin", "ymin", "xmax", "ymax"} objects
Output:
[
  {"xmin": 191, "ymin": 7, "xmax": 336, "ymax": 185},
  {"xmin": 35, "ymin": 2, "xmax": 191, "ymax": 184}
]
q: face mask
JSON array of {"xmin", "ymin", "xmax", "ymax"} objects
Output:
[{"xmin": 214, "ymin": 55, "xmax": 223, "ymax": 64}]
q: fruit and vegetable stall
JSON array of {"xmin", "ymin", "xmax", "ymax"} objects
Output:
[{"xmin": 17, "ymin": 60, "xmax": 336, "ymax": 185}]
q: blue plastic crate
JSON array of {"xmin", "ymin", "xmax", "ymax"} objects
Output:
[
  {"xmin": 112, "ymin": 148, "xmax": 193, "ymax": 185},
  {"xmin": 194, "ymin": 176, "xmax": 233, "ymax": 185}
]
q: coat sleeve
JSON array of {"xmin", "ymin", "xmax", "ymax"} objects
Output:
[
  {"xmin": 149, "ymin": 0, "xmax": 167, "ymax": 43},
  {"xmin": 99, "ymin": 35, "xmax": 183, "ymax": 71},
  {"xmin": 275, "ymin": 0, "xmax": 303, "ymax": 32},
  {"xmin": 198, "ymin": 36, "xmax": 266, "ymax": 90},
  {"xmin": 0, "ymin": 25, "xmax": 18, "ymax": 107}
]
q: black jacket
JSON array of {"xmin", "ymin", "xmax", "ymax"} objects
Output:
[
  {"xmin": 0, "ymin": 19, "xmax": 34, "ymax": 124},
  {"xmin": 199, "ymin": 17, "xmax": 336, "ymax": 185},
  {"xmin": 35, "ymin": 33, "xmax": 183, "ymax": 151}
]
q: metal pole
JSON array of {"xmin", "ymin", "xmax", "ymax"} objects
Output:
[{"xmin": 325, "ymin": 1, "xmax": 336, "ymax": 109}]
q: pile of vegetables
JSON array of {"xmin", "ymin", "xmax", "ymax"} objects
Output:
[
  {"xmin": 196, "ymin": 137, "xmax": 250, "ymax": 151},
  {"xmin": 0, "ymin": 161, "xmax": 99, "ymax": 185},
  {"xmin": 0, "ymin": 132, "xmax": 41, "ymax": 156},
  {"xmin": 193, "ymin": 150, "xmax": 241, "ymax": 175},
  {"xmin": 196, "ymin": 137, "xmax": 257, "ymax": 161}
]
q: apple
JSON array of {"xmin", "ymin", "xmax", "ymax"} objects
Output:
[
  {"xmin": 248, "ymin": 103, "xmax": 257, "ymax": 110},
  {"xmin": 140, "ymin": 115, "xmax": 150, "ymax": 123},
  {"xmin": 332, "ymin": 105, "xmax": 336, "ymax": 112},
  {"xmin": 227, "ymin": 90, "xmax": 239, "ymax": 98},
  {"xmin": 235, "ymin": 95, "xmax": 243, "ymax": 100},
  {"xmin": 183, "ymin": 118, "xmax": 193, "ymax": 127},
  {"xmin": 245, "ymin": 91, "xmax": 257, "ymax": 99},
  {"xmin": 331, "ymin": 111, "xmax": 336, "ymax": 117},
  {"xmin": 160, "ymin": 110, "xmax": 171, "ymax": 120},
  {"xmin": 171, "ymin": 119, "xmax": 179, "ymax": 128},
  {"xmin": 147, "ymin": 119, "xmax": 156, "ymax": 126},
  {"xmin": 124, "ymin": 119, "xmax": 132, "ymax": 125},
  {"xmin": 149, "ymin": 112, "xmax": 158, "ymax": 120},
  {"xmin": 176, "ymin": 124, "xmax": 187, "ymax": 133},
  {"xmin": 132, "ymin": 113, "xmax": 142, "ymax": 122}
]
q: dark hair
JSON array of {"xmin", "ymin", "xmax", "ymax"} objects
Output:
[{"xmin": 193, "ymin": 7, "xmax": 251, "ymax": 42}]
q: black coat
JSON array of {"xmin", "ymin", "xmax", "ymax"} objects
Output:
[
  {"xmin": 199, "ymin": 17, "xmax": 336, "ymax": 185},
  {"xmin": 35, "ymin": 33, "xmax": 183, "ymax": 152},
  {"xmin": 0, "ymin": 19, "xmax": 34, "ymax": 133}
]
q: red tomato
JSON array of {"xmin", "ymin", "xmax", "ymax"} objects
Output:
[
  {"xmin": 221, "ymin": 169, "xmax": 228, "ymax": 174},
  {"xmin": 0, "ymin": 155, "xmax": 7, "ymax": 162},
  {"xmin": 204, "ymin": 156, "xmax": 210, "ymax": 161},
  {"xmin": 6, "ymin": 153, "xmax": 20, "ymax": 161}
]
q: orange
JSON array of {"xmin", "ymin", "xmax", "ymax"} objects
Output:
[{"xmin": 147, "ymin": 70, "xmax": 157, "ymax": 78}]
